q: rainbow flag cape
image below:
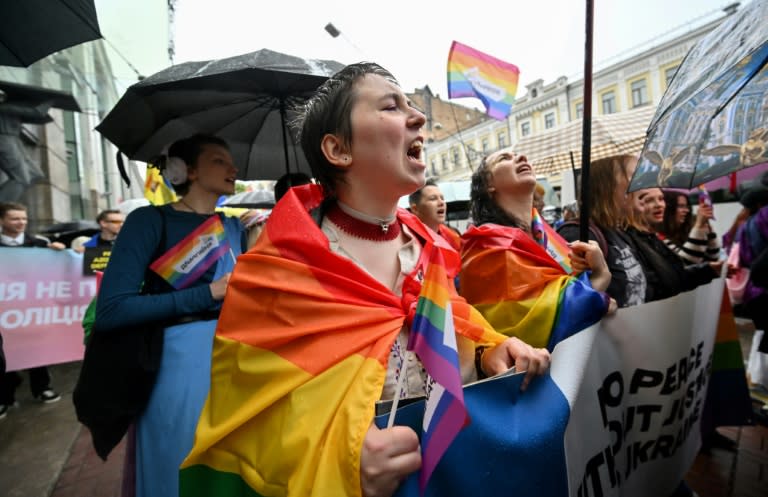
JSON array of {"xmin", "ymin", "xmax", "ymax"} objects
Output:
[
  {"xmin": 149, "ymin": 215, "xmax": 229, "ymax": 289},
  {"xmin": 460, "ymin": 223, "xmax": 608, "ymax": 350},
  {"xmin": 531, "ymin": 208, "xmax": 572, "ymax": 274},
  {"xmin": 179, "ymin": 184, "xmax": 507, "ymax": 497},
  {"xmin": 408, "ymin": 250, "xmax": 467, "ymax": 491},
  {"xmin": 447, "ymin": 41, "xmax": 520, "ymax": 120},
  {"xmin": 144, "ymin": 165, "xmax": 178, "ymax": 205}
]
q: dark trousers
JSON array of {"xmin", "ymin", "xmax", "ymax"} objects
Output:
[{"xmin": 0, "ymin": 366, "xmax": 51, "ymax": 404}]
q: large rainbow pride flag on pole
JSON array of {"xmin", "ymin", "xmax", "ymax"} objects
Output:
[{"xmin": 447, "ymin": 41, "xmax": 520, "ymax": 120}]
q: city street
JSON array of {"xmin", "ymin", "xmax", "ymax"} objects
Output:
[{"xmin": 0, "ymin": 322, "xmax": 766, "ymax": 497}]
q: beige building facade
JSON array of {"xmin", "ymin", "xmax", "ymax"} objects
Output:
[{"xmin": 424, "ymin": 7, "xmax": 737, "ymax": 191}]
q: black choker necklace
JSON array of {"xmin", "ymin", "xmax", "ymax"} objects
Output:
[{"xmin": 326, "ymin": 202, "xmax": 401, "ymax": 241}]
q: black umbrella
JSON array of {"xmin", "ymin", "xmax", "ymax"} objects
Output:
[
  {"xmin": 40, "ymin": 220, "xmax": 99, "ymax": 246},
  {"xmin": 0, "ymin": 0, "xmax": 102, "ymax": 67},
  {"xmin": 96, "ymin": 48, "xmax": 345, "ymax": 181}
]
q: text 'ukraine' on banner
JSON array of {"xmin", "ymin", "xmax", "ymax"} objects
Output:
[{"xmin": 447, "ymin": 40, "xmax": 520, "ymax": 121}]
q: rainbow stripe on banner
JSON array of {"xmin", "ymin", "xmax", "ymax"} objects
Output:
[
  {"xmin": 408, "ymin": 250, "xmax": 467, "ymax": 492},
  {"xmin": 447, "ymin": 41, "xmax": 520, "ymax": 120},
  {"xmin": 531, "ymin": 209, "xmax": 572, "ymax": 274},
  {"xmin": 150, "ymin": 215, "xmax": 229, "ymax": 289}
]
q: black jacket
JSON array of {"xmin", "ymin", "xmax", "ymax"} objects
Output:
[{"xmin": 626, "ymin": 228, "xmax": 718, "ymax": 302}]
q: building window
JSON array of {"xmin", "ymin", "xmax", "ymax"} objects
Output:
[
  {"xmin": 481, "ymin": 137, "xmax": 489, "ymax": 153},
  {"xmin": 497, "ymin": 131, "xmax": 507, "ymax": 148},
  {"xmin": 631, "ymin": 79, "xmax": 649, "ymax": 107},
  {"xmin": 521, "ymin": 122, "xmax": 531, "ymax": 137},
  {"xmin": 575, "ymin": 102, "xmax": 583, "ymax": 119},
  {"xmin": 544, "ymin": 112, "xmax": 555, "ymax": 129},
  {"xmin": 441, "ymin": 154, "xmax": 448, "ymax": 171},
  {"xmin": 664, "ymin": 66, "xmax": 678, "ymax": 87},
  {"xmin": 430, "ymin": 158, "xmax": 437, "ymax": 176},
  {"xmin": 602, "ymin": 91, "xmax": 616, "ymax": 114},
  {"xmin": 451, "ymin": 147, "xmax": 460, "ymax": 167}
]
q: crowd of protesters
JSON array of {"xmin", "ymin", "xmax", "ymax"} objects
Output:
[{"xmin": 3, "ymin": 60, "xmax": 766, "ymax": 497}]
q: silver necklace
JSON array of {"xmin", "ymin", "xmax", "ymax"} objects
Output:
[{"xmin": 180, "ymin": 198, "xmax": 214, "ymax": 215}]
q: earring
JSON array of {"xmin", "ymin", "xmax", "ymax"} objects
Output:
[{"xmin": 343, "ymin": 156, "xmax": 350, "ymax": 162}]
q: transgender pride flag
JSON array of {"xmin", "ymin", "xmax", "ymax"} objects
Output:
[
  {"xmin": 447, "ymin": 41, "xmax": 519, "ymax": 120},
  {"xmin": 408, "ymin": 250, "xmax": 467, "ymax": 491}
]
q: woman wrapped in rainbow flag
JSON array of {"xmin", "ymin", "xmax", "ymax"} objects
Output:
[
  {"xmin": 460, "ymin": 148, "xmax": 616, "ymax": 351},
  {"xmin": 179, "ymin": 63, "xmax": 550, "ymax": 497}
]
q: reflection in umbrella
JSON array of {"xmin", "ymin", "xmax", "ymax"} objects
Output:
[
  {"xmin": 221, "ymin": 189, "xmax": 276, "ymax": 208},
  {"xmin": 96, "ymin": 48, "xmax": 345, "ymax": 181},
  {"xmin": 629, "ymin": 0, "xmax": 768, "ymax": 191},
  {"xmin": 0, "ymin": 0, "xmax": 102, "ymax": 67}
]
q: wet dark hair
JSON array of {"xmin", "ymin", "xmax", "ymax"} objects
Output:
[
  {"xmin": 293, "ymin": 62, "xmax": 397, "ymax": 196},
  {"xmin": 163, "ymin": 134, "xmax": 229, "ymax": 196},
  {"xmin": 274, "ymin": 172, "xmax": 312, "ymax": 201},
  {"xmin": 408, "ymin": 178, "xmax": 438, "ymax": 206},
  {"xmin": 661, "ymin": 190, "xmax": 692, "ymax": 246},
  {"xmin": 469, "ymin": 154, "xmax": 527, "ymax": 230}
]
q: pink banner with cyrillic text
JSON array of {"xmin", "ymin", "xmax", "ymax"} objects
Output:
[{"xmin": 0, "ymin": 247, "xmax": 94, "ymax": 370}]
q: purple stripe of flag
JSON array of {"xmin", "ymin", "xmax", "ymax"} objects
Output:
[{"xmin": 418, "ymin": 386, "xmax": 467, "ymax": 490}]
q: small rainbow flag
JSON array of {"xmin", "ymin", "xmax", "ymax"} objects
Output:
[
  {"xmin": 531, "ymin": 209, "xmax": 572, "ymax": 274},
  {"xmin": 447, "ymin": 41, "xmax": 520, "ymax": 120},
  {"xmin": 150, "ymin": 215, "xmax": 229, "ymax": 289},
  {"xmin": 408, "ymin": 249, "xmax": 467, "ymax": 492}
]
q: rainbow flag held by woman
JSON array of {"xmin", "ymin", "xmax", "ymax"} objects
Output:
[
  {"xmin": 179, "ymin": 185, "xmax": 507, "ymax": 497},
  {"xmin": 447, "ymin": 41, "xmax": 520, "ymax": 120},
  {"xmin": 460, "ymin": 223, "xmax": 609, "ymax": 351},
  {"xmin": 149, "ymin": 215, "xmax": 229, "ymax": 289}
]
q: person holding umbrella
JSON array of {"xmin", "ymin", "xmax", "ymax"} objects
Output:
[
  {"xmin": 556, "ymin": 155, "xmax": 647, "ymax": 307},
  {"xmin": 180, "ymin": 62, "xmax": 550, "ymax": 497},
  {"xmin": 87, "ymin": 134, "xmax": 246, "ymax": 497}
]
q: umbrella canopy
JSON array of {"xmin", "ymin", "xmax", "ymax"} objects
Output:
[
  {"xmin": 629, "ymin": 0, "xmax": 768, "ymax": 191},
  {"xmin": 513, "ymin": 105, "xmax": 656, "ymax": 177},
  {"xmin": 0, "ymin": 0, "xmax": 102, "ymax": 67},
  {"xmin": 96, "ymin": 48, "xmax": 345, "ymax": 181},
  {"xmin": 221, "ymin": 189, "xmax": 276, "ymax": 208},
  {"xmin": 40, "ymin": 220, "xmax": 99, "ymax": 246}
]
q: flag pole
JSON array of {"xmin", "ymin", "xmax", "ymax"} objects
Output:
[{"xmin": 579, "ymin": 0, "xmax": 594, "ymax": 242}]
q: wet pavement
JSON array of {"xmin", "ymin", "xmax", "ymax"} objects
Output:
[{"xmin": 0, "ymin": 322, "xmax": 766, "ymax": 497}]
